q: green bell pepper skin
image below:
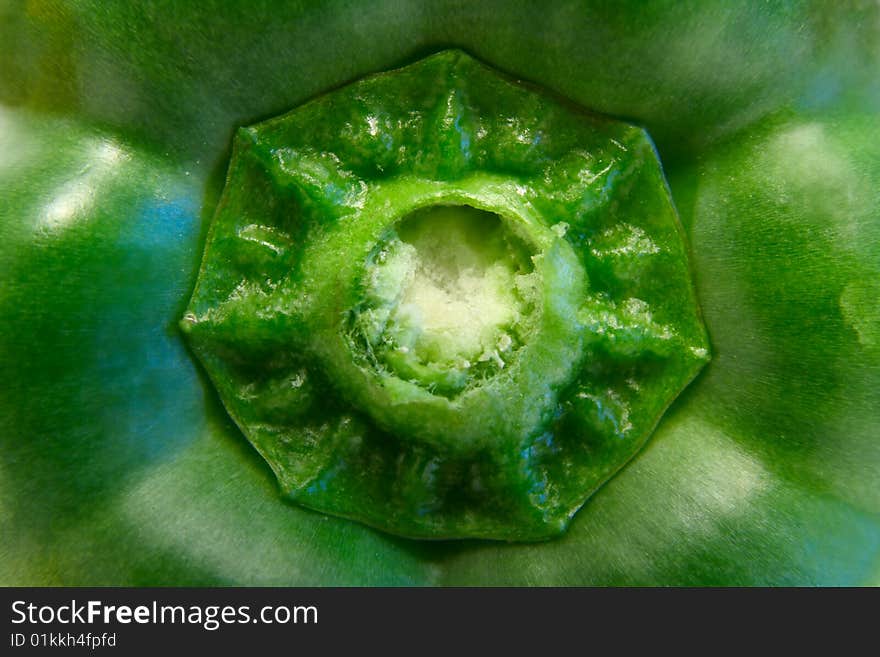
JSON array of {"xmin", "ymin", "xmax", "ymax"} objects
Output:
[{"xmin": 1, "ymin": 2, "xmax": 878, "ymax": 584}]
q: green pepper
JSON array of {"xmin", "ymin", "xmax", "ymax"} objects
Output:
[
  {"xmin": 181, "ymin": 50, "xmax": 710, "ymax": 540},
  {"xmin": 1, "ymin": 2, "xmax": 878, "ymax": 584}
]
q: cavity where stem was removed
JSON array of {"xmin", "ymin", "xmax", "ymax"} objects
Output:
[{"xmin": 351, "ymin": 204, "xmax": 540, "ymax": 396}]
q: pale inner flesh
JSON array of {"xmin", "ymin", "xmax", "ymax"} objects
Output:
[{"xmin": 355, "ymin": 204, "xmax": 538, "ymax": 394}]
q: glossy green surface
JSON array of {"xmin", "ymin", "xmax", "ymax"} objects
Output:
[
  {"xmin": 182, "ymin": 51, "xmax": 708, "ymax": 540},
  {"xmin": 1, "ymin": 1, "xmax": 878, "ymax": 583}
]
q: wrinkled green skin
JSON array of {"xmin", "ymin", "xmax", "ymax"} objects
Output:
[
  {"xmin": 182, "ymin": 51, "xmax": 709, "ymax": 540},
  {"xmin": 1, "ymin": 1, "xmax": 878, "ymax": 583}
]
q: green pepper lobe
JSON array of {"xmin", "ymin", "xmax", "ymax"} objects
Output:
[{"xmin": 181, "ymin": 50, "xmax": 710, "ymax": 540}]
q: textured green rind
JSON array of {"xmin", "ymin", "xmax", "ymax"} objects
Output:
[
  {"xmin": 1, "ymin": 1, "xmax": 878, "ymax": 583},
  {"xmin": 4, "ymin": 2, "xmax": 874, "ymax": 164},
  {"xmin": 182, "ymin": 51, "xmax": 708, "ymax": 540}
]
